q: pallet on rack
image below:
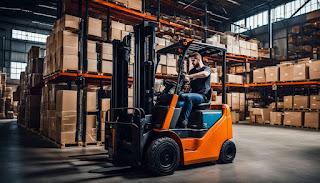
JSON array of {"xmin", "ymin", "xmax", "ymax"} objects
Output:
[
  {"xmin": 283, "ymin": 124, "xmax": 303, "ymax": 128},
  {"xmin": 83, "ymin": 141, "xmax": 104, "ymax": 147}
]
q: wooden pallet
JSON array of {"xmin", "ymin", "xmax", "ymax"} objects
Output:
[
  {"xmin": 88, "ymin": 35, "xmax": 104, "ymax": 42},
  {"xmin": 270, "ymin": 123, "xmax": 283, "ymax": 126},
  {"xmin": 283, "ymin": 124, "xmax": 303, "ymax": 128},
  {"xmin": 85, "ymin": 71, "xmax": 100, "ymax": 75},
  {"xmin": 83, "ymin": 141, "xmax": 104, "ymax": 147},
  {"xmin": 99, "ymin": 72, "xmax": 112, "ymax": 76},
  {"xmin": 302, "ymin": 126, "xmax": 320, "ymax": 130}
]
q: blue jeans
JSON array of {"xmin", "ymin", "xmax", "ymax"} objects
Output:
[{"xmin": 176, "ymin": 93, "xmax": 205, "ymax": 122}]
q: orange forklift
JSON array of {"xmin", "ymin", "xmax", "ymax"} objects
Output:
[{"xmin": 105, "ymin": 22, "xmax": 236, "ymax": 176}]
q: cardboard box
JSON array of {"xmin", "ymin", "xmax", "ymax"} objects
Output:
[
  {"xmin": 212, "ymin": 96, "xmax": 222, "ymax": 105},
  {"xmin": 128, "ymin": 88, "xmax": 133, "ymax": 97},
  {"xmin": 125, "ymin": 25, "xmax": 134, "ymax": 32},
  {"xmin": 227, "ymin": 93, "xmax": 232, "ymax": 107},
  {"xmin": 253, "ymin": 68, "xmax": 266, "ymax": 83},
  {"xmin": 166, "ymin": 54, "xmax": 176, "ymax": 67},
  {"xmin": 159, "ymin": 55, "xmax": 167, "ymax": 65},
  {"xmin": 58, "ymin": 14, "xmax": 80, "ymax": 31},
  {"xmin": 102, "ymin": 43, "xmax": 113, "ymax": 60},
  {"xmin": 55, "ymin": 53, "xmax": 78, "ymax": 71},
  {"xmin": 56, "ymin": 31, "xmax": 79, "ymax": 49},
  {"xmin": 129, "ymin": 64, "xmax": 134, "ymax": 77},
  {"xmin": 111, "ymin": 20, "xmax": 126, "ymax": 30},
  {"xmin": 293, "ymin": 95, "xmax": 309, "ymax": 109},
  {"xmin": 161, "ymin": 66, "xmax": 177, "ymax": 75},
  {"xmin": 56, "ymin": 90, "xmax": 77, "ymax": 112},
  {"xmin": 226, "ymin": 74, "xmax": 243, "ymax": 84},
  {"xmin": 283, "ymin": 96, "xmax": 293, "ymax": 109},
  {"xmin": 265, "ymin": 66, "xmax": 279, "ymax": 82},
  {"xmin": 101, "ymin": 98, "xmax": 110, "ymax": 112},
  {"xmin": 121, "ymin": 30, "xmax": 130, "ymax": 39},
  {"xmin": 293, "ymin": 63, "xmax": 308, "ymax": 81},
  {"xmin": 56, "ymin": 111, "xmax": 77, "ymax": 132},
  {"xmin": 56, "ymin": 132, "xmax": 76, "ymax": 144},
  {"xmin": 240, "ymin": 93, "xmax": 245, "ymax": 112},
  {"xmin": 231, "ymin": 111, "xmax": 240, "ymax": 123},
  {"xmin": 310, "ymin": 95, "xmax": 320, "ymax": 109},
  {"xmin": 254, "ymin": 108, "xmax": 271, "ymax": 124},
  {"xmin": 231, "ymin": 93, "xmax": 240, "ymax": 110},
  {"xmin": 88, "ymin": 17, "xmax": 102, "ymax": 37},
  {"xmin": 102, "ymin": 61, "xmax": 112, "ymax": 74},
  {"xmin": 87, "ymin": 59, "xmax": 97, "ymax": 72},
  {"xmin": 127, "ymin": 0, "xmax": 142, "ymax": 11},
  {"xmin": 87, "ymin": 91, "xmax": 97, "ymax": 112},
  {"xmin": 47, "ymin": 110, "xmax": 56, "ymax": 140},
  {"xmin": 210, "ymin": 72, "xmax": 219, "ymax": 84},
  {"xmin": 128, "ymin": 97, "xmax": 133, "ymax": 108},
  {"xmin": 249, "ymin": 112, "xmax": 256, "ymax": 123},
  {"xmin": 111, "ymin": 28, "xmax": 122, "ymax": 40},
  {"xmin": 156, "ymin": 37, "xmax": 166, "ymax": 46},
  {"xmin": 283, "ymin": 111, "xmax": 303, "ymax": 127},
  {"xmin": 304, "ymin": 112, "xmax": 319, "ymax": 129},
  {"xmin": 270, "ymin": 112, "xmax": 282, "ymax": 125},
  {"xmin": 309, "ymin": 60, "xmax": 320, "ymax": 79},
  {"xmin": 87, "ymin": 41, "xmax": 97, "ymax": 60},
  {"xmin": 86, "ymin": 115, "xmax": 97, "ymax": 144},
  {"xmin": 280, "ymin": 64, "xmax": 294, "ymax": 81}
]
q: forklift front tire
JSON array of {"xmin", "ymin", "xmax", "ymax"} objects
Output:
[
  {"xmin": 218, "ymin": 140, "xmax": 236, "ymax": 164},
  {"xmin": 145, "ymin": 137, "xmax": 180, "ymax": 176}
]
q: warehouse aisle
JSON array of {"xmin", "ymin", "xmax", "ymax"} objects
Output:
[{"xmin": 0, "ymin": 120, "xmax": 320, "ymax": 183}]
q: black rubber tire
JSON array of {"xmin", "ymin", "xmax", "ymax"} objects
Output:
[
  {"xmin": 145, "ymin": 137, "xmax": 180, "ymax": 176},
  {"xmin": 218, "ymin": 140, "xmax": 236, "ymax": 164}
]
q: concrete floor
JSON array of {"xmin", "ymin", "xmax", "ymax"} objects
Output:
[{"xmin": 0, "ymin": 120, "xmax": 320, "ymax": 183}]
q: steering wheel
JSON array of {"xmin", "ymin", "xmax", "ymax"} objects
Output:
[{"xmin": 163, "ymin": 79, "xmax": 177, "ymax": 88}]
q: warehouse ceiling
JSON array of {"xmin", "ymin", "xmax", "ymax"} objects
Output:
[
  {"xmin": 0, "ymin": 0, "xmax": 57, "ymax": 28},
  {"xmin": 147, "ymin": 0, "xmax": 294, "ymax": 23},
  {"xmin": 0, "ymin": 0, "xmax": 295, "ymax": 27}
]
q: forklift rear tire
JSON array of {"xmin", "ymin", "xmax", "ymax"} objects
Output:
[
  {"xmin": 145, "ymin": 137, "xmax": 180, "ymax": 176},
  {"xmin": 218, "ymin": 140, "xmax": 236, "ymax": 164}
]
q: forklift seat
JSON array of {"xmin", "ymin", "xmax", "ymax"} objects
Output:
[{"xmin": 193, "ymin": 89, "xmax": 213, "ymax": 110}]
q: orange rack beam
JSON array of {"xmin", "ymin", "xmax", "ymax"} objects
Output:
[
  {"xmin": 44, "ymin": 71, "xmax": 133, "ymax": 84},
  {"xmin": 92, "ymin": 0, "xmax": 185, "ymax": 30},
  {"xmin": 211, "ymin": 83, "xmax": 246, "ymax": 88},
  {"xmin": 247, "ymin": 81, "xmax": 320, "ymax": 87}
]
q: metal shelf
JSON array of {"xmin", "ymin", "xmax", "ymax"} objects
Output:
[
  {"xmin": 43, "ymin": 71, "xmax": 133, "ymax": 85},
  {"xmin": 92, "ymin": 0, "xmax": 184, "ymax": 30},
  {"xmin": 248, "ymin": 81, "xmax": 320, "ymax": 87}
]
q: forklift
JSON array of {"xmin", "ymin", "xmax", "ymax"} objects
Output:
[{"xmin": 105, "ymin": 22, "xmax": 236, "ymax": 176}]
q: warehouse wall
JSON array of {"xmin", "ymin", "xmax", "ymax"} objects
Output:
[
  {"xmin": 0, "ymin": 15, "xmax": 51, "ymax": 83},
  {"xmin": 246, "ymin": 10, "xmax": 320, "ymax": 60}
]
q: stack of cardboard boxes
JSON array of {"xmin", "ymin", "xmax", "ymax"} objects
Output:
[
  {"xmin": 27, "ymin": 46, "xmax": 44, "ymax": 87},
  {"xmin": 39, "ymin": 84, "xmax": 109, "ymax": 146},
  {"xmin": 110, "ymin": 0, "xmax": 142, "ymax": 12},
  {"xmin": 155, "ymin": 37, "xmax": 178, "ymax": 76},
  {"xmin": 218, "ymin": 35, "xmax": 259, "ymax": 58},
  {"xmin": 19, "ymin": 46, "xmax": 44, "ymax": 129},
  {"xmin": 252, "ymin": 60, "xmax": 320, "ymax": 83},
  {"xmin": 0, "ymin": 73, "xmax": 15, "ymax": 119},
  {"xmin": 280, "ymin": 95, "xmax": 319, "ymax": 128},
  {"xmin": 44, "ymin": 14, "xmax": 107, "ymax": 75},
  {"xmin": 249, "ymin": 108, "xmax": 271, "ymax": 124},
  {"xmin": 226, "ymin": 93, "xmax": 245, "ymax": 123},
  {"xmin": 110, "ymin": 20, "xmax": 135, "ymax": 76},
  {"xmin": 17, "ymin": 72, "xmax": 26, "ymax": 125}
]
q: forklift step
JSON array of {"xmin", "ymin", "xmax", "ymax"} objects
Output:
[{"xmin": 171, "ymin": 128, "xmax": 208, "ymax": 138}]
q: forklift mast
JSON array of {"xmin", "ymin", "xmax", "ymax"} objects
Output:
[
  {"xmin": 134, "ymin": 22, "xmax": 157, "ymax": 115},
  {"xmin": 111, "ymin": 36, "xmax": 131, "ymax": 120}
]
